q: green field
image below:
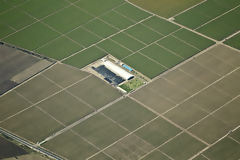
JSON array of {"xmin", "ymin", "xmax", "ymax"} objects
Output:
[
  {"xmin": 129, "ymin": 0, "xmax": 204, "ymax": 18},
  {"xmin": 196, "ymin": 7, "xmax": 240, "ymax": 41},
  {"xmin": 224, "ymin": 32, "xmax": 240, "ymax": 50},
  {"xmin": 175, "ymin": 0, "xmax": 240, "ymax": 29}
]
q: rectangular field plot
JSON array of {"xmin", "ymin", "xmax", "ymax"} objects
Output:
[
  {"xmin": 172, "ymin": 29, "xmax": 215, "ymax": 50},
  {"xmin": 3, "ymin": 22, "xmax": 60, "ymax": 51},
  {"xmin": 175, "ymin": 0, "xmax": 240, "ymax": 29},
  {"xmin": 131, "ymin": 86, "xmax": 176, "ymax": 114},
  {"xmin": 36, "ymin": 36, "xmax": 83, "ymax": 60},
  {"xmin": 0, "ymin": 91, "xmax": 30, "ymax": 121},
  {"xmin": 193, "ymin": 53, "xmax": 235, "ymax": 76},
  {"xmin": 0, "ymin": 107, "xmax": 63, "ymax": 143},
  {"xmin": 203, "ymin": 137, "xmax": 240, "ymax": 160},
  {"xmin": 188, "ymin": 115, "xmax": 231, "ymax": 144},
  {"xmin": 179, "ymin": 61, "xmax": 220, "ymax": 84},
  {"xmin": 124, "ymin": 23, "xmax": 163, "ymax": 44},
  {"xmin": 43, "ymin": 131, "xmax": 98, "ymax": 160},
  {"xmin": 103, "ymin": 97, "xmax": 157, "ymax": 131},
  {"xmin": 0, "ymin": 8, "xmax": 36, "ymax": 30},
  {"xmin": 135, "ymin": 117, "xmax": 181, "ymax": 147},
  {"xmin": 114, "ymin": 3, "xmax": 151, "ymax": 22},
  {"xmin": 147, "ymin": 78, "xmax": 191, "ymax": 104},
  {"xmin": 224, "ymin": 32, "xmax": 240, "ymax": 50},
  {"xmin": 99, "ymin": 10, "xmax": 134, "ymax": 30},
  {"xmin": 19, "ymin": 0, "xmax": 69, "ymax": 19},
  {"xmin": 66, "ymin": 27, "xmax": 101, "ymax": 48},
  {"xmin": 129, "ymin": 0, "xmax": 204, "ymax": 18},
  {"xmin": 163, "ymin": 69, "xmax": 206, "ymax": 94},
  {"xmin": 37, "ymin": 91, "xmax": 93, "ymax": 125},
  {"xmin": 184, "ymin": 86, "xmax": 232, "ymax": 113},
  {"xmin": 159, "ymin": 133, "xmax": 206, "ymax": 160},
  {"xmin": 213, "ymin": 97, "xmax": 240, "ymax": 129},
  {"xmin": 42, "ymin": 63, "xmax": 90, "ymax": 88},
  {"xmin": 157, "ymin": 35, "xmax": 199, "ymax": 59},
  {"xmin": 196, "ymin": 7, "xmax": 240, "ymax": 40},
  {"xmin": 164, "ymin": 100, "xmax": 208, "ymax": 128},
  {"xmin": 73, "ymin": 113, "xmax": 128, "ymax": 149},
  {"xmin": 230, "ymin": 127, "xmax": 240, "ymax": 142},
  {"xmin": 142, "ymin": 16, "xmax": 180, "ymax": 35},
  {"xmin": 97, "ymin": 39, "xmax": 132, "ymax": 59},
  {"xmin": 213, "ymin": 69, "xmax": 240, "ymax": 97},
  {"xmin": 139, "ymin": 44, "xmax": 183, "ymax": 68},
  {"xmin": 123, "ymin": 53, "xmax": 166, "ymax": 79},
  {"xmin": 67, "ymin": 76, "xmax": 122, "ymax": 109},
  {"xmin": 0, "ymin": 24, "xmax": 15, "ymax": 39},
  {"xmin": 111, "ymin": 32, "xmax": 145, "ymax": 52},
  {"xmin": 207, "ymin": 45, "xmax": 240, "ymax": 68},
  {"xmin": 15, "ymin": 75, "xmax": 61, "ymax": 103},
  {"xmin": 76, "ymin": 0, "xmax": 125, "ymax": 16},
  {"xmin": 63, "ymin": 46, "xmax": 107, "ymax": 69},
  {"xmin": 89, "ymin": 153, "xmax": 113, "ymax": 160},
  {"xmin": 43, "ymin": 6, "xmax": 93, "ymax": 33},
  {"xmin": 104, "ymin": 134, "xmax": 154, "ymax": 160},
  {"xmin": 83, "ymin": 19, "xmax": 118, "ymax": 38},
  {"xmin": 142, "ymin": 150, "xmax": 171, "ymax": 160}
]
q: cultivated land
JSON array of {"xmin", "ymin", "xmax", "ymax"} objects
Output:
[
  {"xmin": 128, "ymin": 0, "xmax": 204, "ymax": 18},
  {"xmin": 0, "ymin": 0, "xmax": 240, "ymax": 160}
]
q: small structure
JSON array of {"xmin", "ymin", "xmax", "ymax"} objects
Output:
[
  {"xmin": 122, "ymin": 64, "xmax": 133, "ymax": 72},
  {"xmin": 103, "ymin": 61, "xmax": 134, "ymax": 80}
]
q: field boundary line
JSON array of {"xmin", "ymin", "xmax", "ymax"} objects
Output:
[
  {"xmin": 172, "ymin": 0, "xmax": 207, "ymax": 18},
  {"xmin": 189, "ymin": 125, "xmax": 240, "ymax": 160},
  {"xmin": 0, "ymin": 74, "xmax": 92, "ymax": 124},
  {"xmin": 195, "ymin": 5, "xmax": 240, "ymax": 30},
  {"xmin": 124, "ymin": 0, "xmax": 218, "ymax": 43},
  {"xmin": 0, "ymin": 62, "xmax": 57, "ymax": 99},
  {"xmin": 86, "ymin": 116, "xmax": 159, "ymax": 160},
  {"xmin": 130, "ymin": 96, "xmax": 209, "ymax": 146},
  {"xmin": 59, "ymin": 15, "xmax": 153, "ymax": 62},
  {"xmin": 162, "ymin": 67, "xmax": 240, "ymax": 115}
]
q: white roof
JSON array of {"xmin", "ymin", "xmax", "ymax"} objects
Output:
[{"xmin": 103, "ymin": 61, "xmax": 134, "ymax": 80}]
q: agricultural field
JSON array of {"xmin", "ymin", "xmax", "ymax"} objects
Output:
[
  {"xmin": 174, "ymin": 0, "xmax": 240, "ymax": 41},
  {"xmin": 0, "ymin": 0, "xmax": 240, "ymax": 160}
]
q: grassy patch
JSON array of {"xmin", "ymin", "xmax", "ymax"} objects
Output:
[{"xmin": 119, "ymin": 78, "xmax": 144, "ymax": 92}]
